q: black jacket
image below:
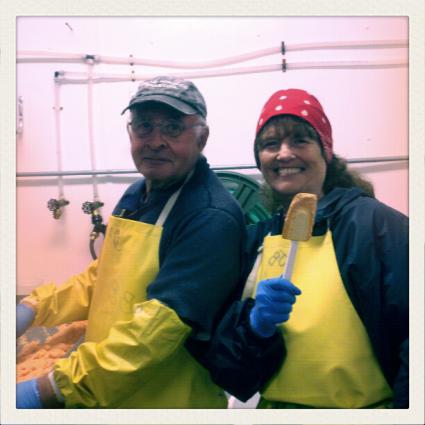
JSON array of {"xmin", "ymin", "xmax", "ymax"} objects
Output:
[{"xmin": 189, "ymin": 187, "xmax": 409, "ymax": 408}]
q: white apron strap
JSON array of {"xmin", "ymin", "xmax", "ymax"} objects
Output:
[
  {"xmin": 155, "ymin": 169, "xmax": 194, "ymax": 227},
  {"xmin": 241, "ymin": 232, "xmax": 271, "ymax": 301},
  {"xmin": 241, "ymin": 247, "xmax": 262, "ymax": 301}
]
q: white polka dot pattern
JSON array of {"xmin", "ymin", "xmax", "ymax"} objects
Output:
[{"xmin": 255, "ymin": 88, "xmax": 333, "ymax": 162}]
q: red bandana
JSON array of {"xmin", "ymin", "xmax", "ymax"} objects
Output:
[{"xmin": 255, "ymin": 88, "xmax": 333, "ymax": 162}]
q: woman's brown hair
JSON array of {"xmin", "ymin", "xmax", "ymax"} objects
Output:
[{"xmin": 255, "ymin": 116, "xmax": 375, "ymax": 213}]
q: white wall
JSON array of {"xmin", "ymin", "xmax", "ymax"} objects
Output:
[{"xmin": 16, "ymin": 16, "xmax": 408, "ymax": 294}]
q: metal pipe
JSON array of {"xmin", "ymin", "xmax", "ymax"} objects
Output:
[
  {"xmin": 86, "ymin": 60, "xmax": 100, "ymax": 202},
  {"xmin": 345, "ymin": 156, "xmax": 408, "ymax": 164},
  {"xmin": 17, "ymin": 41, "xmax": 408, "ymax": 67},
  {"xmin": 53, "ymin": 79, "xmax": 65, "ymax": 198},
  {"xmin": 16, "ymin": 156, "xmax": 408, "ymax": 178},
  {"xmin": 52, "ymin": 59, "xmax": 408, "ymax": 85}
]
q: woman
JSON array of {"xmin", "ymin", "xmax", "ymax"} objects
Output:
[{"xmin": 189, "ymin": 88, "xmax": 409, "ymax": 409}]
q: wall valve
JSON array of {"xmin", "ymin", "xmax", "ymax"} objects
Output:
[
  {"xmin": 82, "ymin": 200, "xmax": 103, "ymax": 215},
  {"xmin": 47, "ymin": 198, "xmax": 70, "ymax": 219}
]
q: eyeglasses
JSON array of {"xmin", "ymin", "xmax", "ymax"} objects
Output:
[{"xmin": 128, "ymin": 118, "xmax": 205, "ymax": 138}]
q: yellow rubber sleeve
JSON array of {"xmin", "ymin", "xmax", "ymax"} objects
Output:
[
  {"xmin": 53, "ymin": 299, "xmax": 191, "ymax": 408},
  {"xmin": 21, "ymin": 260, "xmax": 98, "ymax": 328}
]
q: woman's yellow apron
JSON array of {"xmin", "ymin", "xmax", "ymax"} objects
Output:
[
  {"xmin": 244, "ymin": 231, "xmax": 393, "ymax": 408},
  {"xmin": 54, "ymin": 182, "xmax": 227, "ymax": 408}
]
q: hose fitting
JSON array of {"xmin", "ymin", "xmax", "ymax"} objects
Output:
[{"xmin": 82, "ymin": 201, "xmax": 106, "ymax": 259}]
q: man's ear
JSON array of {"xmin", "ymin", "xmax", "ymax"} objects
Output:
[{"xmin": 197, "ymin": 125, "xmax": 209, "ymax": 150}]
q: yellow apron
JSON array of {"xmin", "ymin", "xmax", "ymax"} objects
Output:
[
  {"xmin": 245, "ymin": 231, "xmax": 393, "ymax": 408},
  {"xmin": 53, "ymin": 182, "xmax": 227, "ymax": 408}
]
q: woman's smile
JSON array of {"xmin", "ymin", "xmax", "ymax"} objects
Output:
[{"xmin": 275, "ymin": 166, "xmax": 304, "ymax": 177}]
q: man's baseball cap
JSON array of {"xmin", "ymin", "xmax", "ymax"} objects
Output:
[{"xmin": 121, "ymin": 76, "xmax": 207, "ymax": 118}]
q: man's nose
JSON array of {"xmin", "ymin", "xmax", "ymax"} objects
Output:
[{"xmin": 146, "ymin": 127, "xmax": 167, "ymax": 149}]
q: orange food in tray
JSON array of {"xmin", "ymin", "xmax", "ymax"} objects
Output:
[{"xmin": 16, "ymin": 320, "xmax": 87, "ymax": 382}]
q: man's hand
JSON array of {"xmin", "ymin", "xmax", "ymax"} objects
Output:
[
  {"xmin": 249, "ymin": 278, "xmax": 301, "ymax": 338},
  {"xmin": 16, "ymin": 303, "xmax": 35, "ymax": 338}
]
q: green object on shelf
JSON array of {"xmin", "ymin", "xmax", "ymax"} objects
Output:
[{"xmin": 215, "ymin": 171, "xmax": 271, "ymax": 225}]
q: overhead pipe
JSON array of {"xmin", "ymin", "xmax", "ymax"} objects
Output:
[
  {"xmin": 284, "ymin": 39, "xmax": 407, "ymax": 52},
  {"xmin": 17, "ymin": 40, "xmax": 407, "ymax": 67},
  {"xmin": 54, "ymin": 63, "xmax": 284, "ymax": 84},
  {"xmin": 16, "ymin": 156, "xmax": 409, "ymax": 178},
  {"xmin": 51, "ymin": 58, "xmax": 407, "ymax": 85}
]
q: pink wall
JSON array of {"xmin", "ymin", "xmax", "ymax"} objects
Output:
[{"xmin": 16, "ymin": 16, "xmax": 408, "ymax": 294}]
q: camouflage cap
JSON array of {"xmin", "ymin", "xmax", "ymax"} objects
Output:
[{"xmin": 121, "ymin": 76, "xmax": 207, "ymax": 118}]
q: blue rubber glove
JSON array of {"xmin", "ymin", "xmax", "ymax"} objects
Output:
[
  {"xmin": 16, "ymin": 303, "xmax": 35, "ymax": 338},
  {"xmin": 16, "ymin": 378, "xmax": 43, "ymax": 409},
  {"xmin": 249, "ymin": 277, "xmax": 302, "ymax": 338}
]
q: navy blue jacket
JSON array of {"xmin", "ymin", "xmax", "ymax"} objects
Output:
[
  {"xmin": 112, "ymin": 156, "xmax": 245, "ymax": 341},
  {"xmin": 190, "ymin": 187, "xmax": 409, "ymax": 408}
]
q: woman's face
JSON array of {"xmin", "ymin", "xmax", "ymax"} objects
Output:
[{"xmin": 257, "ymin": 118, "xmax": 327, "ymax": 199}]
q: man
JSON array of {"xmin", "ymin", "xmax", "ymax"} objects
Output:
[{"xmin": 16, "ymin": 76, "xmax": 245, "ymax": 408}]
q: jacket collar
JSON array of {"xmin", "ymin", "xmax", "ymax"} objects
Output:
[
  {"xmin": 315, "ymin": 187, "xmax": 369, "ymax": 223},
  {"xmin": 117, "ymin": 155, "xmax": 208, "ymax": 213}
]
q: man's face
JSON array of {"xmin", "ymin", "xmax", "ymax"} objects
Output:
[{"xmin": 127, "ymin": 103, "xmax": 208, "ymax": 191}]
